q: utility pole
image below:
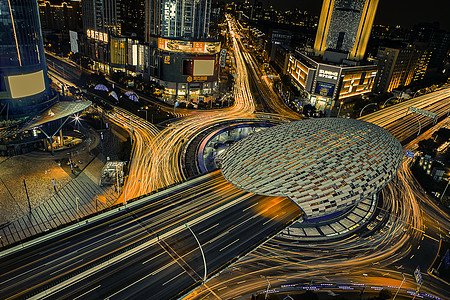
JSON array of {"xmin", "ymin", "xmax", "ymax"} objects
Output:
[
  {"xmin": 440, "ymin": 179, "xmax": 450, "ymax": 201},
  {"xmin": 23, "ymin": 179, "xmax": 31, "ymax": 214},
  {"xmin": 75, "ymin": 196, "xmax": 79, "ymax": 224}
]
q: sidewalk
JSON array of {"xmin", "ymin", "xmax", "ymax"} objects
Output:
[{"xmin": 0, "ymin": 155, "xmax": 116, "ymax": 248}]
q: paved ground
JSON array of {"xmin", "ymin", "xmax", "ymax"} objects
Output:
[
  {"xmin": 0, "ymin": 155, "xmax": 72, "ymax": 224},
  {"xmin": 0, "ymin": 128, "xmax": 117, "ymax": 248}
]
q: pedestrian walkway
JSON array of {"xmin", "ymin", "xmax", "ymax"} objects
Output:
[{"xmin": 0, "ymin": 158, "xmax": 116, "ymax": 248}]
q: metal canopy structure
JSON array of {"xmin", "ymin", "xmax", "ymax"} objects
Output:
[{"xmin": 26, "ymin": 100, "xmax": 92, "ymax": 129}]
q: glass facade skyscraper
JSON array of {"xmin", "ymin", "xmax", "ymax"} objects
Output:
[
  {"xmin": 314, "ymin": 0, "xmax": 379, "ymax": 61},
  {"xmin": 0, "ymin": 0, "xmax": 55, "ymax": 122},
  {"xmin": 145, "ymin": 0, "xmax": 211, "ymax": 41}
]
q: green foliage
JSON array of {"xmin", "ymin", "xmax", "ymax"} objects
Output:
[
  {"xmin": 433, "ymin": 128, "xmax": 450, "ymax": 145},
  {"xmin": 418, "ymin": 138, "xmax": 438, "ymax": 157}
]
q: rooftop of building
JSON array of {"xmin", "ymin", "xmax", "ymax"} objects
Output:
[{"xmin": 219, "ymin": 118, "xmax": 403, "ymax": 218}]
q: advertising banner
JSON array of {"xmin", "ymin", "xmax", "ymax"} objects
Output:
[
  {"xmin": 315, "ymin": 81, "xmax": 335, "ymax": 97},
  {"xmin": 158, "ymin": 38, "xmax": 221, "ymax": 54}
]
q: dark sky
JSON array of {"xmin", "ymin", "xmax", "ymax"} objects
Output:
[{"xmin": 266, "ymin": 0, "xmax": 450, "ymax": 31}]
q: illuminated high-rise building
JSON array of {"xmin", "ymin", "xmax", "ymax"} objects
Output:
[
  {"xmin": 314, "ymin": 0, "xmax": 379, "ymax": 61},
  {"xmin": 0, "ymin": 0, "xmax": 55, "ymax": 122},
  {"xmin": 82, "ymin": 0, "xmax": 121, "ymax": 36},
  {"xmin": 145, "ymin": 0, "xmax": 211, "ymax": 42},
  {"xmin": 374, "ymin": 46, "xmax": 421, "ymax": 92}
]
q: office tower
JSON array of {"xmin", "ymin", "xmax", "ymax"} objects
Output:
[
  {"xmin": 82, "ymin": 0, "xmax": 121, "ymax": 37},
  {"xmin": 0, "ymin": 0, "xmax": 55, "ymax": 121},
  {"xmin": 145, "ymin": 0, "xmax": 211, "ymax": 41},
  {"xmin": 374, "ymin": 46, "xmax": 421, "ymax": 92},
  {"xmin": 314, "ymin": 0, "xmax": 379, "ymax": 60},
  {"xmin": 427, "ymin": 30, "xmax": 450, "ymax": 72},
  {"xmin": 121, "ymin": 0, "xmax": 146, "ymax": 41},
  {"xmin": 39, "ymin": 0, "xmax": 82, "ymax": 32}
]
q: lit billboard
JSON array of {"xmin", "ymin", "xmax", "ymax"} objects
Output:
[
  {"xmin": 69, "ymin": 30, "xmax": 78, "ymax": 53},
  {"xmin": 315, "ymin": 81, "xmax": 335, "ymax": 97},
  {"xmin": 86, "ymin": 29, "xmax": 108, "ymax": 43},
  {"xmin": 158, "ymin": 38, "xmax": 220, "ymax": 54},
  {"xmin": 193, "ymin": 60, "xmax": 215, "ymax": 76},
  {"xmin": 7, "ymin": 70, "xmax": 46, "ymax": 99}
]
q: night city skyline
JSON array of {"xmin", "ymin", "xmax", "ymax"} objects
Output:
[
  {"xmin": 0, "ymin": 0, "xmax": 449, "ymax": 299},
  {"xmin": 261, "ymin": 0, "xmax": 450, "ymax": 30}
]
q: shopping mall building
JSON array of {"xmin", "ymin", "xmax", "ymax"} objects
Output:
[{"xmin": 150, "ymin": 38, "xmax": 221, "ymax": 101}]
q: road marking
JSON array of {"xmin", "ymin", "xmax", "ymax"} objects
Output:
[
  {"xmin": 236, "ymin": 280, "xmax": 246, "ymax": 284},
  {"xmin": 50, "ymin": 259, "xmax": 83, "ymax": 276},
  {"xmin": 0, "ymin": 264, "xmax": 44, "ymax": 285},
  {"xmin": 417, "ymin": 245, "xmax": 421, "ymax": 250},
  {"xmin": 162, "ymin": 271, "xmax": 185, "ymax": 286},
  {"xmin": 263, "ymin": 215, "xmax": 278, "ymax": 226},
  {"xmin": 199, "ymin": 223, "xmax": 219, "ymax": 235},
  {"xmin": 142, "ymin": 252, "xmax": 164, "ymax": 264},
  {"xmin": 410, "ymin": 255, "xmax": 415, "ymax": 259},
  {"xmin": 150, "ymin": 261, "xmax": 176, "ymax": 276},
  {"xmin": 120, "ymin": 232, "xmax": 145, "ymax": 244},
  {"xmin": 243, "ymin": 202, "xmax": 258, "ymax": 212},
  {"xmin": 106, "ymin": 272, "xmax": 154, "ymax": 299},
  {"xmin": 423, "ymin": 234, "xmax": 439, "ymax": 242},
  {"xmin": 73, "ymin": 285, "xmax": 101, "ymax": 300},
  {"xmin": 219, "ymin": 239, "xmax": 240, "ymax": 252},
  {"xmin": 30, "ymin": 191, "xmax": 254, "ymax": 299},
  {"xmin": 218, "ymin": 286, "xmax": 227, "ymax": 291},
  {"xmin": 207, "ymin": 231, "xmax": 228, "ymax": 244}
]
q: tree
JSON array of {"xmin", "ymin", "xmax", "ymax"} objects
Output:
[
  {"xmin": 418, "ymin": 138, "xmax": 438, "ymax": 157},
  {"xmin": 303, "ymin": 104, "xmax": 316, "ymax": 117},
  {"xmin": 433, "ymin": 128, "xmax": 450, "ymax": 145}
]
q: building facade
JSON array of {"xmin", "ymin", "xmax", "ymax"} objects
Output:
[
  {"xmin": 145, "ymin": 0, "xmax": 211, "ymax": 41},
  {"xmin": 374, "ymin": 46, "xmax": 422, "ymax": 93},
  {"xmin": 143, "ymin": 0, "xmax": 219, "ymax": 101},
  {"xmin": 39, "ymin": 0, "xmax": 82, "ymax": 32},
  {"xmin": 219, "ymin": 118, "xmax": 403, "ymax": 218},
  {"xmin": 287, "ymin": 51, "xmax": 377, "ymax": 115},
  {"xmin": 0, "ymin": 0, "xmax": 56, "ymax": 122},
  {"xmin": 314, "ymin": 0, "xmax": 379, "ymax": 61},
  {"xmin": 151, "ymin": 38, "xmax": 220, "ymax": 99}
]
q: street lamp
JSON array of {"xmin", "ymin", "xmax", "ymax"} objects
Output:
[
  {"xmin": 440, "ymin": 178, "xmax": 450, "ymax": 201},
  {"xmin": 361, "ymin": 273, "xmax": 368, "ymax": 297},
  {"xmin": 138, "ymin": 108, "xmax": 148, "ymax": 122},
  {"xmin": 393, "ymin": 272, "xmax": 405, "ymax": 300},
  {"xmin": 264, "ymin": 275, "xmax": 271, "ymax": 300},
  {"xmin": 359, "ymin": 103, "xmax": 378, "ymax": 117},
  {"xmin": 185, "ymin": 223, "xmax": 207, "ymax": 284},
  {"xmin": 337, "ymin": 101, "xmax": 344, "ymax": 118},
  {"xmin": 124, "ymin": 178, "xmax": 140, "ymax": 207},
  {"xmin": 413, "ymin": 114, "xmax": 422, "ymax": 136},
  {"xmin": 383, "ymin": 96, "xmax": 398, "ymax": 108}
]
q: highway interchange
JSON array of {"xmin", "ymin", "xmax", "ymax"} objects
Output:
[{"xmin": 1, "ymin": 15, "xmax": 450, "ymax": 300}]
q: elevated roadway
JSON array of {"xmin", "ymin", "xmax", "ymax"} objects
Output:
[{"xmin": 0, "ymin": 170, "xmax": 300, "ymax": 299}]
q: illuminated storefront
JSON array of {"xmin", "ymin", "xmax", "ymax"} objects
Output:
[
  {"xmin": 287, "ymin": 51, "xmax": 377, "ymax": 116},
  {"xmin": 151, "ymin": 38, "xmax": 221, "ymax": 100}
]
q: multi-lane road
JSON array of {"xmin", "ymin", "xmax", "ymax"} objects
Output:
[
  {"xmin": 2, "ymin": 14, "xmax": 449, "ymax": 300},
  {"xmin": 0, "ymin": 170, "xmax": 301, "ymax": 299}
]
